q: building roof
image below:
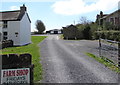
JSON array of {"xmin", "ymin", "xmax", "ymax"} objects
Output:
[
  {"xmin": 101, "ymin": 9, "xmax": 120, "ymax": 19},
  {"xmin": 0, "ymin": 5, "xmax": 31, "ymax": 23},
  {"xmin": 47, "ymin": 29, "xmax": 61, "ymax": 31},
  {"xmin": 105, "ymin": 9, "xmax": 120, "ymax": 18},
  {"xmin": 0, "ymin": 10, "xmax": 23, "ymax": 21},
  {"xmin": 63, "ymin": 24, "xmax": 77, "ymax": 29}
]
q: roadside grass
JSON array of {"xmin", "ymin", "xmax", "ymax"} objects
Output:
[
  {"xmin": 60, "ymin": 34, "xmax": 64, "ymax": 39},
  {"xmin": 86, "ymin": 53, "xmax": 120, "ymax": 73},
  {"xmin": 1, "ymin": 36, "xmax": 47, "ymax": 82}
]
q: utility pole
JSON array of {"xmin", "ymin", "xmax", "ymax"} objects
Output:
[{"xmin": 73, "ymin": 20, "xmax": 75, "ymax": 25}]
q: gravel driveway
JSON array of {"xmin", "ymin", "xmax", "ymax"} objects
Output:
[{"xmin": 39, "ymin": 35, "xmax": 118, "ymax": 83}]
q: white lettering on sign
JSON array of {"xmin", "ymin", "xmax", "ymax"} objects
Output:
[{"xmin": 1, "ymin": 68, "xmax": 30, "ymax": 84}]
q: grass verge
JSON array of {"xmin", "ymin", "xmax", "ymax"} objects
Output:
[
  {"xmin": 1, "ymin": 36, "xmax": 47, "ymax": 82},
  {"xmin": 86, "ymin": 53, "xmax": 120, "ymax": 73},
  {"xmin": 59, "ymin": 34, "xmax": 63, "ymax": 39}
]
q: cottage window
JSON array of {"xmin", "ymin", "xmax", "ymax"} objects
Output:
[
  {"xmin": 3, "ymin": 32, "xmax": 7, "ymax": 35},
  {"xmin": 115, "ymin": 17, "xmax": 119, "ymax": 25},
  {"xmin": 3, "ymin": 21, "xmax": 7, "ymax": 28},
  {"xmin": 3, "ymin": 37, "xmax": 7, "ymax": 40},
  {"xmin": 3, "ymin": 32, "xmax": 8, "ymax": 40},
  {"xmin": 110, "ymin": 18, "xmax": 114, "ymax": 24}
]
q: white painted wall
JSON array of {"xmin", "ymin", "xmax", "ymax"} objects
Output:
[
  {"xmin": 0, "ymin": 22, "xmax": 3, "ymax": 41},
  {"xmin": 1, "ymin": 12, "xmax": 31, "ymax": 46},
  {"xmin": 20, "ymin": 12, "xmax": 31, "ymax": 45},
  {"xmin": 50, "ymin": 31, "xmax": 54, "ymax": 34},
  {"xmin": 58, "ymin": 30, "xmax": 62, "ymax": 34},
  {"xmin": 8, "ymin": 21, "xmax": 20, "ymax": 45}
]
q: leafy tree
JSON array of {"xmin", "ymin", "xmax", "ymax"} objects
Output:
[{"xmin": 35, "ymin": 20, "xmax": 46, "ymax": 34}]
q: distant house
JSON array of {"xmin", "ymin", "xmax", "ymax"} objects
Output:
[
  {"xmin": 96, "ymin": 10, "xmax": 120, "ymax": 27},
  {"xmin": 63, "ymin": 24, "xmax": 81, "ymax": 40},
  {"xmin": 0, "ymin": 5, "xmax": 31, "ymax": 46},
  {"xmin": 46, "ymin": 29, "xmax": 62, "ymax": 34}
]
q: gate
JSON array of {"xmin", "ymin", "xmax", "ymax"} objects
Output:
[{"xmin": 99, "ymin": 38, "xmax": 119, "ymax": 66}]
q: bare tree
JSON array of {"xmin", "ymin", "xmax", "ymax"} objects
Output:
[
  {"xmin": 35, "ymin": 20, "xmax": 46, "ymax": 34},
  {"xmin": 79, "ymin": 16, "xmax": 91, "ymax": 25}
]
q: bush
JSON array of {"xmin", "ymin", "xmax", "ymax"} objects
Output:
[
  {"xmin": 82, "ymin": 25, "xmax": 92, "ymax": 39},
  {"xmin": 77, "ymin": 24, "xmax": 97, "ymax": 40},
  {"xmin": 63, "ymin": 23, "xmax": 99, "ymax": 40},
  {"xmin": 103, "ymin": 22, "xmax": 119, "ymax": 30},
  {"xmin": 1, "ymin": 40, "xmax": 13, "ymax": 49}
]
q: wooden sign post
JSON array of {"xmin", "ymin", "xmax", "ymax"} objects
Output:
[{"xmin": 1, "ymin": 53, "xmax": 33, "ymax": 84}]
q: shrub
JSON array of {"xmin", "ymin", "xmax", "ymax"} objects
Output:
[
  {"xmin": 1, "ymin": 40, "xmax": 13, "ymax": 49},
  {"xmin": 63, "ymin": 23, "xmax": 99, "ymax": 40}
]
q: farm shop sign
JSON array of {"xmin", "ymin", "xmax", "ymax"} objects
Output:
[{"xmin": 1, "ymin": 68, "xmax": 30, "ymax": 84}]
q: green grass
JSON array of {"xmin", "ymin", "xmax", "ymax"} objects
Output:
[
  {"xmin": 86, "ymin": 53, "xmax": 120, "ymax": 73},
  {"xmin": 60, "ymin": 34, "xmax": 64, "ymax": 39},
  {"xmin": 1, "ymin": 36, "xmax": 47, "ymax": 82}
]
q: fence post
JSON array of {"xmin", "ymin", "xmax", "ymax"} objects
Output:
[
  {"xmin": 118, "ymin": 43, "xmax": 120, "ymax": 67},
  {"xmin": 118, "ymin": 1, "xmax": 120, "ymax": 68},
  {"xmin": 99, "ymin": 37, "xmax": 101, "ymax": 57},
  {"xmin": 0, "ymin": 57, "xmax": 1, "ymax": 84}
]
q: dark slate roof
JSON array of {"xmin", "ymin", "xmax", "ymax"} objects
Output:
[
  {"xmin": 0, "ymin": 10, "xmax": 23, "ymax": 21},
  {"xmin": 62, "ymin": 24, "xmax": 77, "ymax": 29},
  {"xmin": 105, "ymin": 9, "xmax": 120, "ymax": 18},
  {"xmin": 100, "ymin": 9, "xmax": 120, "ymax": 19},
  {"xmin": 0, "ymin": 10, "xmax": 31, "ymax": 23}
]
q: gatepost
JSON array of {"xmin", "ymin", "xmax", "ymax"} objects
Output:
[
  {"xmin": 118, "ymin": 1, "xmax": 120, "ymax": 84},
  {"xmin": 0, "ymin": 2, "xmax": 2, "ymax": 84},
  {"xmin": 0, "ymin": 55, "xmax": 2, "ymax": 84}
]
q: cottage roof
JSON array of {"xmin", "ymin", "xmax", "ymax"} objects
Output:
[
  {"xmin": 0, "ymin": 10, "xmax": 23, "ymax": 21},
  {"xmin": 0, "ymin": 5, "xmax": 31, "ymax": 23},
  {"xmin": 101, "ymin": 9, "xmax": 120, "ymax": 19},
  {"xmin": 66, "ymin": 24, "xmax": 77, "ymax": 28},
  {"xmin": 105, "ymin": 9, "xmax": 120, "ymax": 18}
]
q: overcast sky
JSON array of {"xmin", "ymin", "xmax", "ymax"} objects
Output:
[{"xmin": 0, "ymin": 0, "xmax": 119, "ymax": 32}]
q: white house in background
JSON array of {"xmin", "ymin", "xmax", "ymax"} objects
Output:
[
  {"xmin": 0, "ymin": 4, "xmax": 31, "ymax": 46},
  {"xmin": 46, "ymin": 29, "xmax": 62, "ymax": 34}
]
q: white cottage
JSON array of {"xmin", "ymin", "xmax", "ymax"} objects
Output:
[{"xmin": 0, "ymin": 5, "xmax": 31, "ymax": 46}]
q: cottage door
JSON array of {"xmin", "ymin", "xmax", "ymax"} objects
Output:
[{"xmin": 14, "ymin": 32, "xmax": 19, "ymax": 45}]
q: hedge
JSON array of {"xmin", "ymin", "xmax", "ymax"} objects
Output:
[{"xmin": 93, "ymin": 31, "xmax": 120, "ymax": 41}]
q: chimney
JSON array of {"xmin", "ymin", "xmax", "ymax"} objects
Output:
[
  {"xmin": 20, "ymin": 4, "xmax": 27, "ymax": 12},
  {"xmin": 100, "ymin": 11, "xmax": 103, "ymax": 18},
  {"xmin": 96, "ymin": 14, "xmax": 99, "ymax": 19}
]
